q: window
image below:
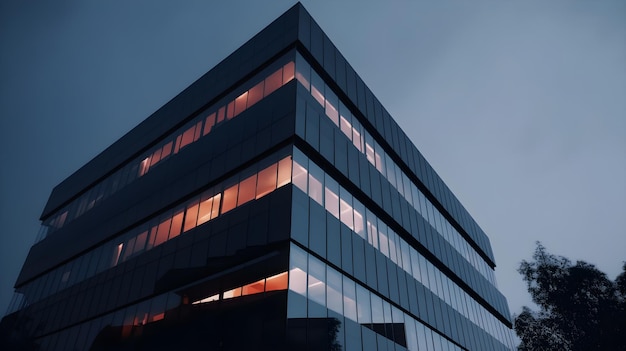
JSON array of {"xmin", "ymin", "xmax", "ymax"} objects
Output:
[
  {"xmin": 265, "ymin": 272, "xmax": 288, "ymax": 292},
  {"xmin": 256, "ymin": 164, "xmax": 277, "ymax": 199},
  {"xmin": 264, "ymin": 69, "xmax": 283, "ymax": 96},
  {"xmin": 234, "ymin": 91, "xmax": 248, "ymax": 116},
  {"xmin": 197, "ymin": 195, "xmax": 215, "ymax": 226},
  {"xmin": 183, "ymin": 201, "xmax": 199, "ymax": 232},
  {"xmin": 221, "ymin": 184, "xmax": 238, "ymax": 214},
  {"xmin": 237, "ymin": 174, "xmax": 257, "ymax": 206},
  {"xmin": 247, "ymin": 81, "xmax": 264, "ymax": 107},
  {"xmin": 203, "ymin": 113, "xmax": 216, "ymax": 136}
]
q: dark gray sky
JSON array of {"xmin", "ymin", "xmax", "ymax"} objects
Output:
[{"xmin": 1, "ymin": 0, "xmax": 624, "ymax": 323}]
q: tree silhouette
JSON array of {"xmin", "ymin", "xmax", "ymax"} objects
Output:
[{"xmin": 514, "ymin": 242, "xmax": 626, "ymax": 351}]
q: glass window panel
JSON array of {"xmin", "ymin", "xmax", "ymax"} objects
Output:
[
  {"xmin": 295, "ymin": 54, "xmax": 311, "ymax": 91},
  {"xmin": 197, "ymin": 194, "xmax": 214, "ymax": 226},
  {"xmin": 183, "ymin": 201, "xmax": 199, "ymax": 232},
  {"xmin": 149, "ymin": 148, "xmax": 162, "ymax": 168},
  {"xmin": 353, "ymin": 200, "xmax": 366, "ymax": 239},
  {"xmin": 265, "ymin": 271, "xmax": 288, "ymax": 291},
  {"xmin": 217, "ymin": 106, "xmax": 225, "ymax": 123},
  {"xmin": 340, "ymin": 115, "xmax": 352, "ymax": 139},
  {"xmin": 247, "ymin": 81, "xmax": 264, "ymax": 107},
  {"xmin": 237, "ymin": 174, "xmax": 257, "ymax": 206},
  {"xmin": 292, "ymin": 160, "xmax": 308, "ymax": 193},
  {"xmin": 343, "ymin": 276, "xmax": 357, "ymax": 322},
  {"xmin": 234, "ymin": 91, "xmax": 248, "ymax": 116},
  {"xmin": 134, "ymin": 230, "xmax": 148, "ymax": 255},
  {"xmin": 161, "ymin": 141, "xmax": 173, "ymax": 160},
  {"xmin": 283, "ymin": 61, "xmax": 295, "ymax": 84},
  {"xmin": 221, "ymin": 184, "xmax": 238, "ymax": 214},
  {"xmin": 264, "ymin": 69, "xmax": 283, "ymax": 96},
  {"xmin": 325, "ymin": 186, "xmax": 339, "ymax": 218},
  {"xmin": 326, "ymin": 266, "xmax": 342, "ymax": 314},
  {"xmin": 154, "ymin": 217, "xmax": 172, "ymax": 246},
  {"xmin": 180, "ymin": 125, "xmax": 196, "ymax": 150},
  {"xmin": 310, "ymin": 70, "xmax": 325, "ymax": 106},
  {"xmin": 289, "ymin": 245, "xmax": 308, "ymax": 296},
  {"xmin": 193, "ymin": 121, "xmax": 203, "ymax": 141},
  {"xmin": 138, "ymin": 157, "xmax": 150, "ymax": 177},
  {"xmin": 223, "ymin": 287, "xmax": 242, "ymax": 299},
  {"xmin": 378, "ymin": 220, "xmax": 389, "ymax": 257},
  {"xmin": 242, "ymin": 279, "xmax": 265, "ymax": 296},
  {"xmin": 256, "ymin": 163, "xmax": 277, "ymax": 199},
  {"xmin": 276, "ymin": 156, "xmax": 292, "ymax": 188},
  {"xmin": 370, "ymin": 294, "xmax": 384, "ymax": 324},
  {"xmin": 383, "ymin": 300, "xmax": 392, "ymax": 323},
  {"xmin": 356, "ymin": 285, "xmax": 371, "ymax": 324},
  {"xmin": 169, "ymin": 210, "xmax": 184, "ymax": 238},
  {"xmin": 308, "ymin": 173, "xmax": 323, "ymax": 206},
  {"xmin": 325, "ymin": 87, "xmax": 339, "ymax": 125},
  {"xmin": 121, "ymin": 237, "xmax": 136, "ymax": 261},
  {"xmin": 308, "ymin": 255, "xmax": 326, "ymax": 306},
  {"xmin": 203, "ymin": 112, "xmax": 216, "ymax": 136},
  {"xmin": 210, "ymin": 194, "xmax": 221, "ymax": 219}
]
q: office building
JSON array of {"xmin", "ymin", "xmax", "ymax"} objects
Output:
[{"xmin": 1, "ymin": 4, "xmax": 516, "ymax": 350}]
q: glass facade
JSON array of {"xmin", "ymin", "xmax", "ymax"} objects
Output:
[{"xmin": 1, "ymin": 4, "xmax": 515, "ymax": 351}]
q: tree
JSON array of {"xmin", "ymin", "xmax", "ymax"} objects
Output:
[{"xmin": 514, "ymin": 242, "xmax": 626, "ymax": 351}]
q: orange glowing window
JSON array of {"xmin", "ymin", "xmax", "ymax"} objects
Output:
[
  {"xmin": 180, "ymin": 126, "xmax": 196, "ymax": 150},
  {"xmin": 234, "ymin": 91, "xmax": 248, "ymax": 116},
  {"xmin": 139, "ymin": 157, "xmax": 150, "ymax": 177},
  {"xmin": 154, "ymin": 218, "xmax": 172, "ymax": 246},
  {"xmin": 173, "ymin": 135, "xmax": 182, "ymax": 154},
  {"xmin": 277, "ymin": 157, "xmax": 292, "ymax": 188},
  {"xmin": 265, "ymin": 272, "xmax": 288, "ymax": 292},
  {"xmin": 223, "ymin": 287, "xmax": 242, "ymax": 299},
  {"xmin": 192, "ymin": 294, "xmax": 219, "ymax": 304},
  {"xmin": 146, "ymin": 226, "xmax": 158, "ymax": 250},
  {"xmin": 183, "ymin": 201, "xmax": 199, "ymax": 232},
  {"xmin": 242, "ymin": 279, "xmax": 265, "ymax": 296},
  {"xmin": 151, "ymin": 312, "xmax": 165, "ymax": 322},
  {"xmin": 204, "ymin": 113, "xmax": 216, "ymax": 136},
  {"xmin": 237, "ymin": 174, "xmax": 257, "ymax": 206},
  {"xmin": 197, "ymin": 195, "xmax": 214, "ymax": 226},
  {"xmin": 169, "ymin": 211, "xmax": 184, "ymax": 239},
  {"xmin": 193, "ymin": 121, "xmax": 203, "ymax": 141},
  {"xmin": 210, "ymin": 193, "xmax": 221, "ymax": 219},
  {"xmin": 134, "ymin": 230, "xmax": 148, "ymax": 254},
  {"xmin": 283, "ymin": 62, "xmax": 295, "ymax": 84},
  {"xmin": 256, "ymin": 163, "xmax": 277, "ymax": 199},
  {"xmin": 226, "ymin": 101, "xmax": 235, "ymax": 120},
  {"xmin": 150, "ymin": 148, "xmax": 162, "ymax": 168},
  {"xmin": 247, "ymin": 81, "xmax": 264, "ymax": 107},
  {"xmin": 161, "ymin": 141, "xmax": 173, "ymax": 160},
  {"xmin": 217, "ymin": 106, "xmax": 225, "ymax": 123},
  {"xmin": 264, "ymin": 69, "xmax": 283, "ymax": 96},
  {"xmin": 221, "ymin": 184, "xmax": 238, "ymax": 214}
]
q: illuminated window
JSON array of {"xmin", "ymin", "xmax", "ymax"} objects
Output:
[
  {"xmin": 226, "ymin": 101, "xmax": 235, "ymax": 120},
  {"xmin": 169, "ymin": 210, "xmax": 184, "ymax": 239},
  {"xmin": 276, "ymin": 157, "xmax": 292, "ymax": 187},
  {"xmin": 234, "ymin": 91, "xmax": 248, "ymax": 116},
  {"xmin": 203, "ymin": 113, "xmax": 216, "ymax": 136},
  {"xmin": 292, "ymin": 161, "xmax": 308, "ymax": 193},
  {"xmin": 242, "ymin": 279, "xmax": 265, "ymax": 296},
  {"xmin": 256, "ymin": 163, "xmax": 277, "ymax": 199},
  {"xmin": 353, "ymin": 208, "xmax": 365, "ymax": 238},
  {"xmin": 138, "ymin": 157, "xmax": 150, "ymax": 177},
  {"xmin": 173, "ymin": 135, "xmax": 182, "ymax": 154},
  {"xmin": 192, "ymin": 294, "xmax": 219, "ymax": 304},
  {"xmin": 283, "ymin": 61, "xmax": 295, "ymax": 84},
  {"xmin": 154, "ymin": 218, "xmax": 172, "ymax": 246},
  {"xmin": 308, "ymin": 174, "xmax": 323, "ymax": 206},
  {"xmin": 183, "ymin": 201, "xmax": 199, "ymax": 232},
  {"xmin": 340, "ymin": 115, "xmax": 352, "ymax": 139},
  {"xmin": 237, "ymin": 174, "xmax": 257, "ymax": 206},
  {"xmin": 210, "ymin": 194, "xmax": 221, "ymax": 220},
  {"xmin": 223, "ymin": 287, "xmax": 242, "ymax": 299},
  {"xmin": 161, "ymin": 141, "xmax": 172, "ymax": 160},
  {"xmin": 325, "ymin": 187, "xmax": 339, "ymax": 218},
  {"xmin": 149, "ymin": 148, "xmax": 162, "ymax": 167},
  {"xmin": 340, "ymin": 198, "xmax": 354, "ymax": 230},
  {"xmin": 264, "ymin": 69, "xmax": 283, "ymax": 96},
  {"xmin": 122, "ymin": 237, "xmax": 136, "ymax": 261},
  {"xmin": 308, "ymin": 256, "xmax": 326, "ymax": 306},
  {"xmin": 197, "ymin": 195, "xmax": 215, "ymax": 226},
  {"xmin": 217, "ymin": 106, "xmax": 225, "ymax": 123},
  {"xmin": 289, "ymin": 246, "xmax": 308, "ymax": 295},
  {"xmin": 326, "ymin": 100, "xmax": 339, "ymax": 126},
  {"xmin": 180, "ymin": 125, "xmax": 196, "ymax": 150},
  {"xmin": 193, "ymin": 121, "xmax": 203, "ymax": 141},
  {"xmin": 221, "ymin": 184, "xmax": 238, "ymax": 214},
  {"xmin": 311, "ymin": 71, "xmax": 325, "ymax": 106},
  {"xmin": 265, "ymin": 272, "xmax": 288, "ymax": 292},
  {"xmin": 247, "ymin": 81, "xmax": 264, "ymax": 107},
  {"xmin": 151, "ymin": 312, "xmax": 165, "ymax": 322}
]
